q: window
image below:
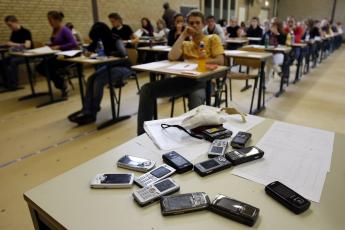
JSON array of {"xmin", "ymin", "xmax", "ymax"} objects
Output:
[{"xmin": 203, "ymin": 0, "xmax": 236, "ymax": 21}]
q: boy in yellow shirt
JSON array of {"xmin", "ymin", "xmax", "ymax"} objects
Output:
[{"xmin": 137, "ymin": 10, "xmax": 224, "ymax": 135}]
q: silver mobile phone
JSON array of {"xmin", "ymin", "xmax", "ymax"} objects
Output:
[
  {"xmin": 133, "ymin": 178, "xmax": 180, "ymax": 206},
  {"xmin": 160, "ymin": 192, "xmax": 210, "ymax": 215},
  {"xmin": 90, "ymin": 173, "xmax": 134, "ymax": 188},
  {"xmin": 134, "ymin": 164, "xmax": 176, "ymax": 187},
  {"xmin": 117, "ymin": 155, "xmax": 155, "ymax": 172}
]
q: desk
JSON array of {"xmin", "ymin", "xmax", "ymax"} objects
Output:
[
  {"xmin": 23, "ymin": 118, "xmax": 345, "ymax": 230},
  {"xmin": 132, "ymin": 60, "xmax": 229, "ymax": 118},
  {"xmin": 9, "ymin": 51, "xmax": 66, "ymax": 107},
  {"xmin": 137, "ymin": 46, "xmax": 171, "ymax": 53},
  {"xmin": 247, "ymin": 37, "xmax": 262, "ymax": 45},
  {"xmin": 224, "ymin": 50, "xmax": 272, "ymax": 114},
  {"xmin": 59, "ymin": 56, "xmax": 131, "ymax": 130},
  {"xmin": 244, "ymin": 45, "xmax": 292, "ymax": 97},
  {"xmin": 225, "ymin": 38, "xmax": 249, "ymax": 50},
  {"xmin": 137, "ymin": 46, "xmax": 171, "ymax": 63},
  {"xmin": 124, "ymin": 39, "xmax": 167, "ymax": 47}
]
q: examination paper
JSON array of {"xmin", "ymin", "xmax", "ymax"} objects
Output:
[
  {"xmin": 27, "ymin": 46, "xmax": 54, "ymax": 54},
  {"xmin": 136, "ymin": 61, "xmax": 171, "ymax": 69},
  {"xmin": 231, "ymin": 121, "xmax": 335, "ymax": 203},
  {"xmin": 56, "ymin": 50, "xmax": 81, "ymax": 57},
  {"xmin": 167, "ymin": 63, "xmax": 197, "ymax": 71}
]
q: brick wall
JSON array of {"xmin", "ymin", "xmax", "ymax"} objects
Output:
[
  {"xmin": 0, "ymin": 0, "xmax": 93, "ymax": 44},
  {"xmin": 97, "ymin": 0, "xmax": 200, "ymax": 32}
]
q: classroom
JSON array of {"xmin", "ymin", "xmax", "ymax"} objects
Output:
[{"xmin": 0, "ymin": 0, "xmax": 344, "ymax": 229}]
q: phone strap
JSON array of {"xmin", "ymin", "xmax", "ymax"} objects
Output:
[{"xmin": 161, "ymin": 123, "xmax": 204, "ymax": 139}]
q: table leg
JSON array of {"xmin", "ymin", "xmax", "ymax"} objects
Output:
[
  {"xmin": 252, "ymin": 61, "xmax": 266, "ymax": 114},
  {"xmin": 97, "ymin": 64, "xmax": 130, "ymax": 130},
  {"xmin": 76, "ymin": 63, "xmax": 85, "ymax": 107},
  {"xmin": 18, "ymin": 57, "xmax": 49, "ymax": 100},
  {"xmin": 275, "ymin": 53, "xmax": 288, "ymax": 97}
]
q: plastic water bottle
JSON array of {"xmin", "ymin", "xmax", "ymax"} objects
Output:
[
  {"xmin": 264, "ymin": 34, "xmax": 269, "ymax": 48},
  {"xmin": 197, "ymin": 41, "xmax": 207, "ymax": 72},
  {"xmin": 96, "ymin": 40, "xmax": 106, "ymax": 59},
  {"xmin": 305, "ymin": 33, "xmax": 310, "ymax": 42},
  {"xmin": 291, "ymin": 31, "xmax": 295, "ymax": 44},
  {"xmin": 286, "ymin": 32, "xmax": 292, "ymax": 46}
]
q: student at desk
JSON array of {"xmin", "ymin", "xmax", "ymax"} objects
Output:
[
  {"xmin": 246, "ymin": 17, "xmax": 263, "ymax": 44},
  {"xmin": 139, "ymin": 18, "xmax": 154, "ymax": 37},
  {"xmin": 68, "ymin": 22, "xmax": 132, "ymax": 125},
  {"xmin": 167, "ymin": 13, "xmax": 186, "ymax": 46},
  {"xmin": 203, "ymin": 15, "xmax": 226, "ymax": 44},
  {"xmin": 153, "ymin": 19, "xmax": 169, "ymax": 41},
  {"xmin": 36, "ymin": 11, "xmax": 78, "ymax": 98},
  {"xmin": 226, "ymin": 17, "xmax": 241, "ymax": 38},
  {"xmin": 2, "ymin": 15, "xmax": 33, "ymax": 90},
  {"xmin": 137, "ymin": 10, "xmax": 224, "ymax": 135},
  {"xmin": 108, "ymin": 13, "xmax": 138, "ymax": 43}
]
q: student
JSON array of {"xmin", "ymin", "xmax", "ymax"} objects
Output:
[
  {"xmin": 284, "ymin": 16, "xmax": 304, "ymax": 43},
  {"xmin": 239, "ymin": 21, "xmax": 247, "ymax": 37},
  {"xmin": 36, "ymin": 11, "xmax": 78, "ymax": 97},
  {"xmin": 167, "ymin": 13, "xmax": 186, "ymax": 46},
  {"xmin": 246, "ymin": 17, "xmax": 263, "ymax": 38},
  {"xmin": 137, "ymin": 10, "xmax": 224, "ymax": 135},
  {"xmin": 2, "ymin": 15, "xmax": 33, "ymax": 90},
  {"xmin": 140, "ymin": 17, "xmax": 154, "ymax": 37},
  {"xmin": 226, "ymin": 17, "xmax": 241, "ymax": 38},
  {"xmin": 65, "ymin": 22, "xmax": 84, "ymax": 45},
  {"xmin": 154, "ymin": 19, "xmax": 170, "ymax": 40},
  {"xmin": 162, "ymin": 2, "xmax": 177, "ymax": 30},
  {"xmin": 68, "ymin": 22, "xmax": 132, "ymax": 125},
  {"xmin": 203, "ymin": 15, "xmax": 226, "ymax": 44},
  {"xmin": 108, "ymin": 13, "xmax": 138, "ymax": 42}
]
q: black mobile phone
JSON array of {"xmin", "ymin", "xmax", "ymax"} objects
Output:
[
  {"xmin": 225, "ymin": 146, "xmax": 264, "ymax": 165},
  {"xmin": 160, "ymin": 192, "xmax": 210, "ymax": 216},
  {"xmin": 191, "ymin": 125, "xmax": 232, "ymax": 142},
  {"xmin": 210, "ymin": 194, "xmax": 260, "ymax": 227},
  {"xmin": 265, "ymin": 181, "xmax": 311, "ymax": 214},
  {"xmin": 230, "ymin": 132, "xmax": 252, "ymax": 148},
  {"xmin": 194, "ymin": 156, "xmax": 232, "ymax": 177},
  {"xmin": 162, "ymin": 151, "xmax": 193, "ymax": 173}
]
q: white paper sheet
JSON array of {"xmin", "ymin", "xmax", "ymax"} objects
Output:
[
  {"xmin": 27, "ymin": 46, "xmax": 54, "ymax": 54},
  {"xmin": 152, "ymin": 45, "xmax": 171, "ymax": 50},
  {"xmin": 224, "ymin": 50, "xmax": 248, "ymax": 55},
  {"xmin": 167, "ymin": 63, "xmax": 197, "ymax": 71},
  {"xmin": 136, "ymin": 61, "xmax": 171, "ymax": 69},
  {"xmin": 231, "ymin": 121, "xmax": 335, "ymax": 203},
  {"xmin": 57, "ymin": 50, "xmax": 81, "ymax": 57}
]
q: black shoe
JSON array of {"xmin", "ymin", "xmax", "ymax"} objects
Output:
[
  {"xmin": 61, "ymin": 88, "xmax": 69, "ymax": 99},
  {"xmin": 73, "ymin": 114, "xmax": 96, "ymax": 125},
  {"xmin": 68, "ymin": 110, "xmax": 83, "ymax": 122}
]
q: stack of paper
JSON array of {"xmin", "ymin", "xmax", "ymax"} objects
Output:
[
  {"xmin": 27, "ymin": 46, "xmax": 54, "ymax": 54},
  {"xmin": 167, "ymin": 63, "xmax": 197, "ymax": 71},
  {"xmin": 56, "ymin": 50, "xmax": 81, "ymax": 57},
  {"xmin": 231, "ymin": 121, "xmax": 335, "ymax": 203}
]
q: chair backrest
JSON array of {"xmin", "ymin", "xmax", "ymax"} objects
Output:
[
  {"xmin": 126, "ymin": 48, "xmax": 138, "ymax": 66},
  {"xmin": 232, "ymin": 46, "xmax": 267, "ymax": 69}
]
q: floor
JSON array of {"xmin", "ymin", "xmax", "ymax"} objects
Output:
[{"xmin": 0, "ymin": 46, "xmax": 344, "ymax": 229}]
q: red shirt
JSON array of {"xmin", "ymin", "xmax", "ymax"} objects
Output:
[{"xmin": 284, "ymin": 26, "xmax": 304, "ymax": 43}]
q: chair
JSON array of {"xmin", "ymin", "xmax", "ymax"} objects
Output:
[
  {"xmin": 227, "ymin": 47, "xmax": 266, "ymax": 114},
  {"xmin": 126, "ymin": 48, "xmax": 141, "ymax": 93}
]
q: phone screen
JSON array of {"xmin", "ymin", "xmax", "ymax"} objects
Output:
[
  {"xmin": 150, "ymin": 166, "xmax": 171, "ymax": 178},
  {"xmin": 200, "ymin": 159, "xmax": 219, "ymax": 169},
  {"xmin": 166, "ymin": 194, "xmax": 194, "ymax": 209},
  {"xmin": 210, "ymin": 146, "xmax": 224, "ymax": 154},
  {"xmin": 170, "ymin": 154, "xmax": 188, "ymax": 166},
  {"xmin": 154, "ymin": 179, "xmax": 175, "ymax": 192},
  {"xmin": 101, "ymin": 174, "xmax": 132, "ymax": 184}
]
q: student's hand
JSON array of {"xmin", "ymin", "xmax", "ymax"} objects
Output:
[
  {"xmin": 183, "ymin": 26, "xmax": 198, "ymax": 38},
  {"xmin": 271, "ymin": 27, "xmax": 279, "ymax": 35},
  {"xmin": 50, "ymin": 45, "xmax": 60, "ymax": 50},
  {"xmin": 6, "ymin": 41, "xmax": 19, "ymax": 47}
]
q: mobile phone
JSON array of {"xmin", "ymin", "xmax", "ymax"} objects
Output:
[
  {"xmin": 194, "ymin": 156, "xmax": 232, "ymax": 177},
  {"xmin": 134, "ymin": 164, "xmax": 176, "ymax": 187},
  {"xmin": 201, "ymin": 126, "xmax": 233, "ymax": 142},
  {"xmin": 208, "ymin": 139, "xmax": 228, "ymax": 158},
  {"xmin": 90, "ymin": 173, "xmax": 134, "ymax": 188},
  {"xmin": 210, "ymin": 194, "xmax": 260, "ymax": 227},
  {"xmin": 225, "ymin": 146, "xmax": 264, "ymax": 165},
  {"xmin": 265, "ymin": 181, "xmax": 311, "ymax": 214},
  {"xmin": 117, "ymin": 155, "xmax": 155, "ymax": 172},
  {"xmin": 133, "ymin": 178, "xmax": 180, "ymax": 207},
  {"xmin": 162, "ymin": 151, "xmax": 193, "ymax": 173},
  {"xmin": 230, "ymin": 132, "xmax": 252, "ymax": 149},
  {"xmin": 160, "ymin": 192, "xmax": 210, "ymax": 216}
]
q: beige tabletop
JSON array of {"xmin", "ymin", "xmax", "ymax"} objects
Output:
[
  {"xmin": 225, "ymin": 38, "xmax": 249, "ymax": 44},
  {"xmin": 291, "ymin": 43, "xmax": 308, "ymax": 48},
  {"xmin": 247, "ymin": 37, "xmax": 262, "ymax": 41},
  {"xmin": 131, "ymin": 60, "xmax": 229, "ymax": 79},
  {"xmin": 124, "ymin": 39, "xmax": 167, "ymax": 45},
  {"xmin": 9, "ymin": 50, "xmax": 59, "ymax": 57},
  {"xmin": 137, "ymin": 45, "xmax": 172, "ymax": 52},
  {"xmin": 57, "ymin": 55, "xmax": 125, "ymax": 65},
  {"xmin": 224, "ymin": 50, "xmax": 273, "ymax": 60},
  {"xmin": 244, "ymin": 45, "xmax": 292, "ymax": 54},
  {"xmin": 23, "ymin": 118, "xmax": 345, "ymax": 230}
]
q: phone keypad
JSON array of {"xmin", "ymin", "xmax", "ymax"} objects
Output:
[
  {"xmin": 137, "ymin": 187, "xmax": 159, "ymax": 200},
  {"xmin": 228, "ymin": 151, "xmax": 243, "ymax": 160},
  {"xmin": 136, "ymin": 174, "xmax": 157, "ymax": 187}
]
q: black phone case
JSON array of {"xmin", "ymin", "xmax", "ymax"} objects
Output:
[
  {"xmin": 230, "ymin": 132, "xmax": 252, "ymax": 148},
  {"xmin": 162, "ymin": 151, "xmax": 193, "ymax": 173},
  {"xmin": 265, "ymin": 181, "xmax": 311, "ymax": 214},
  {"xmin": 194, "ymin": 157, "xmax": 232, "ymax": 177},
  {"xmin": 225, "ymin": 146, "xmax": 264, "ymax": 165}
]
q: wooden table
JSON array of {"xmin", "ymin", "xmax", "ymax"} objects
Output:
[
  {"xmin": 59, "ymin": 55, "xmax": 131, "ymax": 130},
  {"xmin": 9, "ymin": 50, "xmax": 65, "ymax": 107},
  {"xmin": 23, "ymin": 117, "xmax": 345, "ymax": 230},
  {"xmin": 137, "ymin": 45, "xmax": 171, "ymax": 53},
  {"xmin": 243, "ymin": 45, "xmax": 292, "ymax": 97},
  {"xmin": 224, "ymin": 50, "xmax": 272, "ymax": 115},
  {"xmin": 132, "ymin": 60, "xmax": 229, "ymax": 118},
  {"xmin": 225, "ymin": 38, "xmax": 249, "ymax": 50}
]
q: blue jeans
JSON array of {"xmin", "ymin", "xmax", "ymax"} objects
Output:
[{"xmin": 83, "ymin": 65, "xmax": 132, "ymax": 115}]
